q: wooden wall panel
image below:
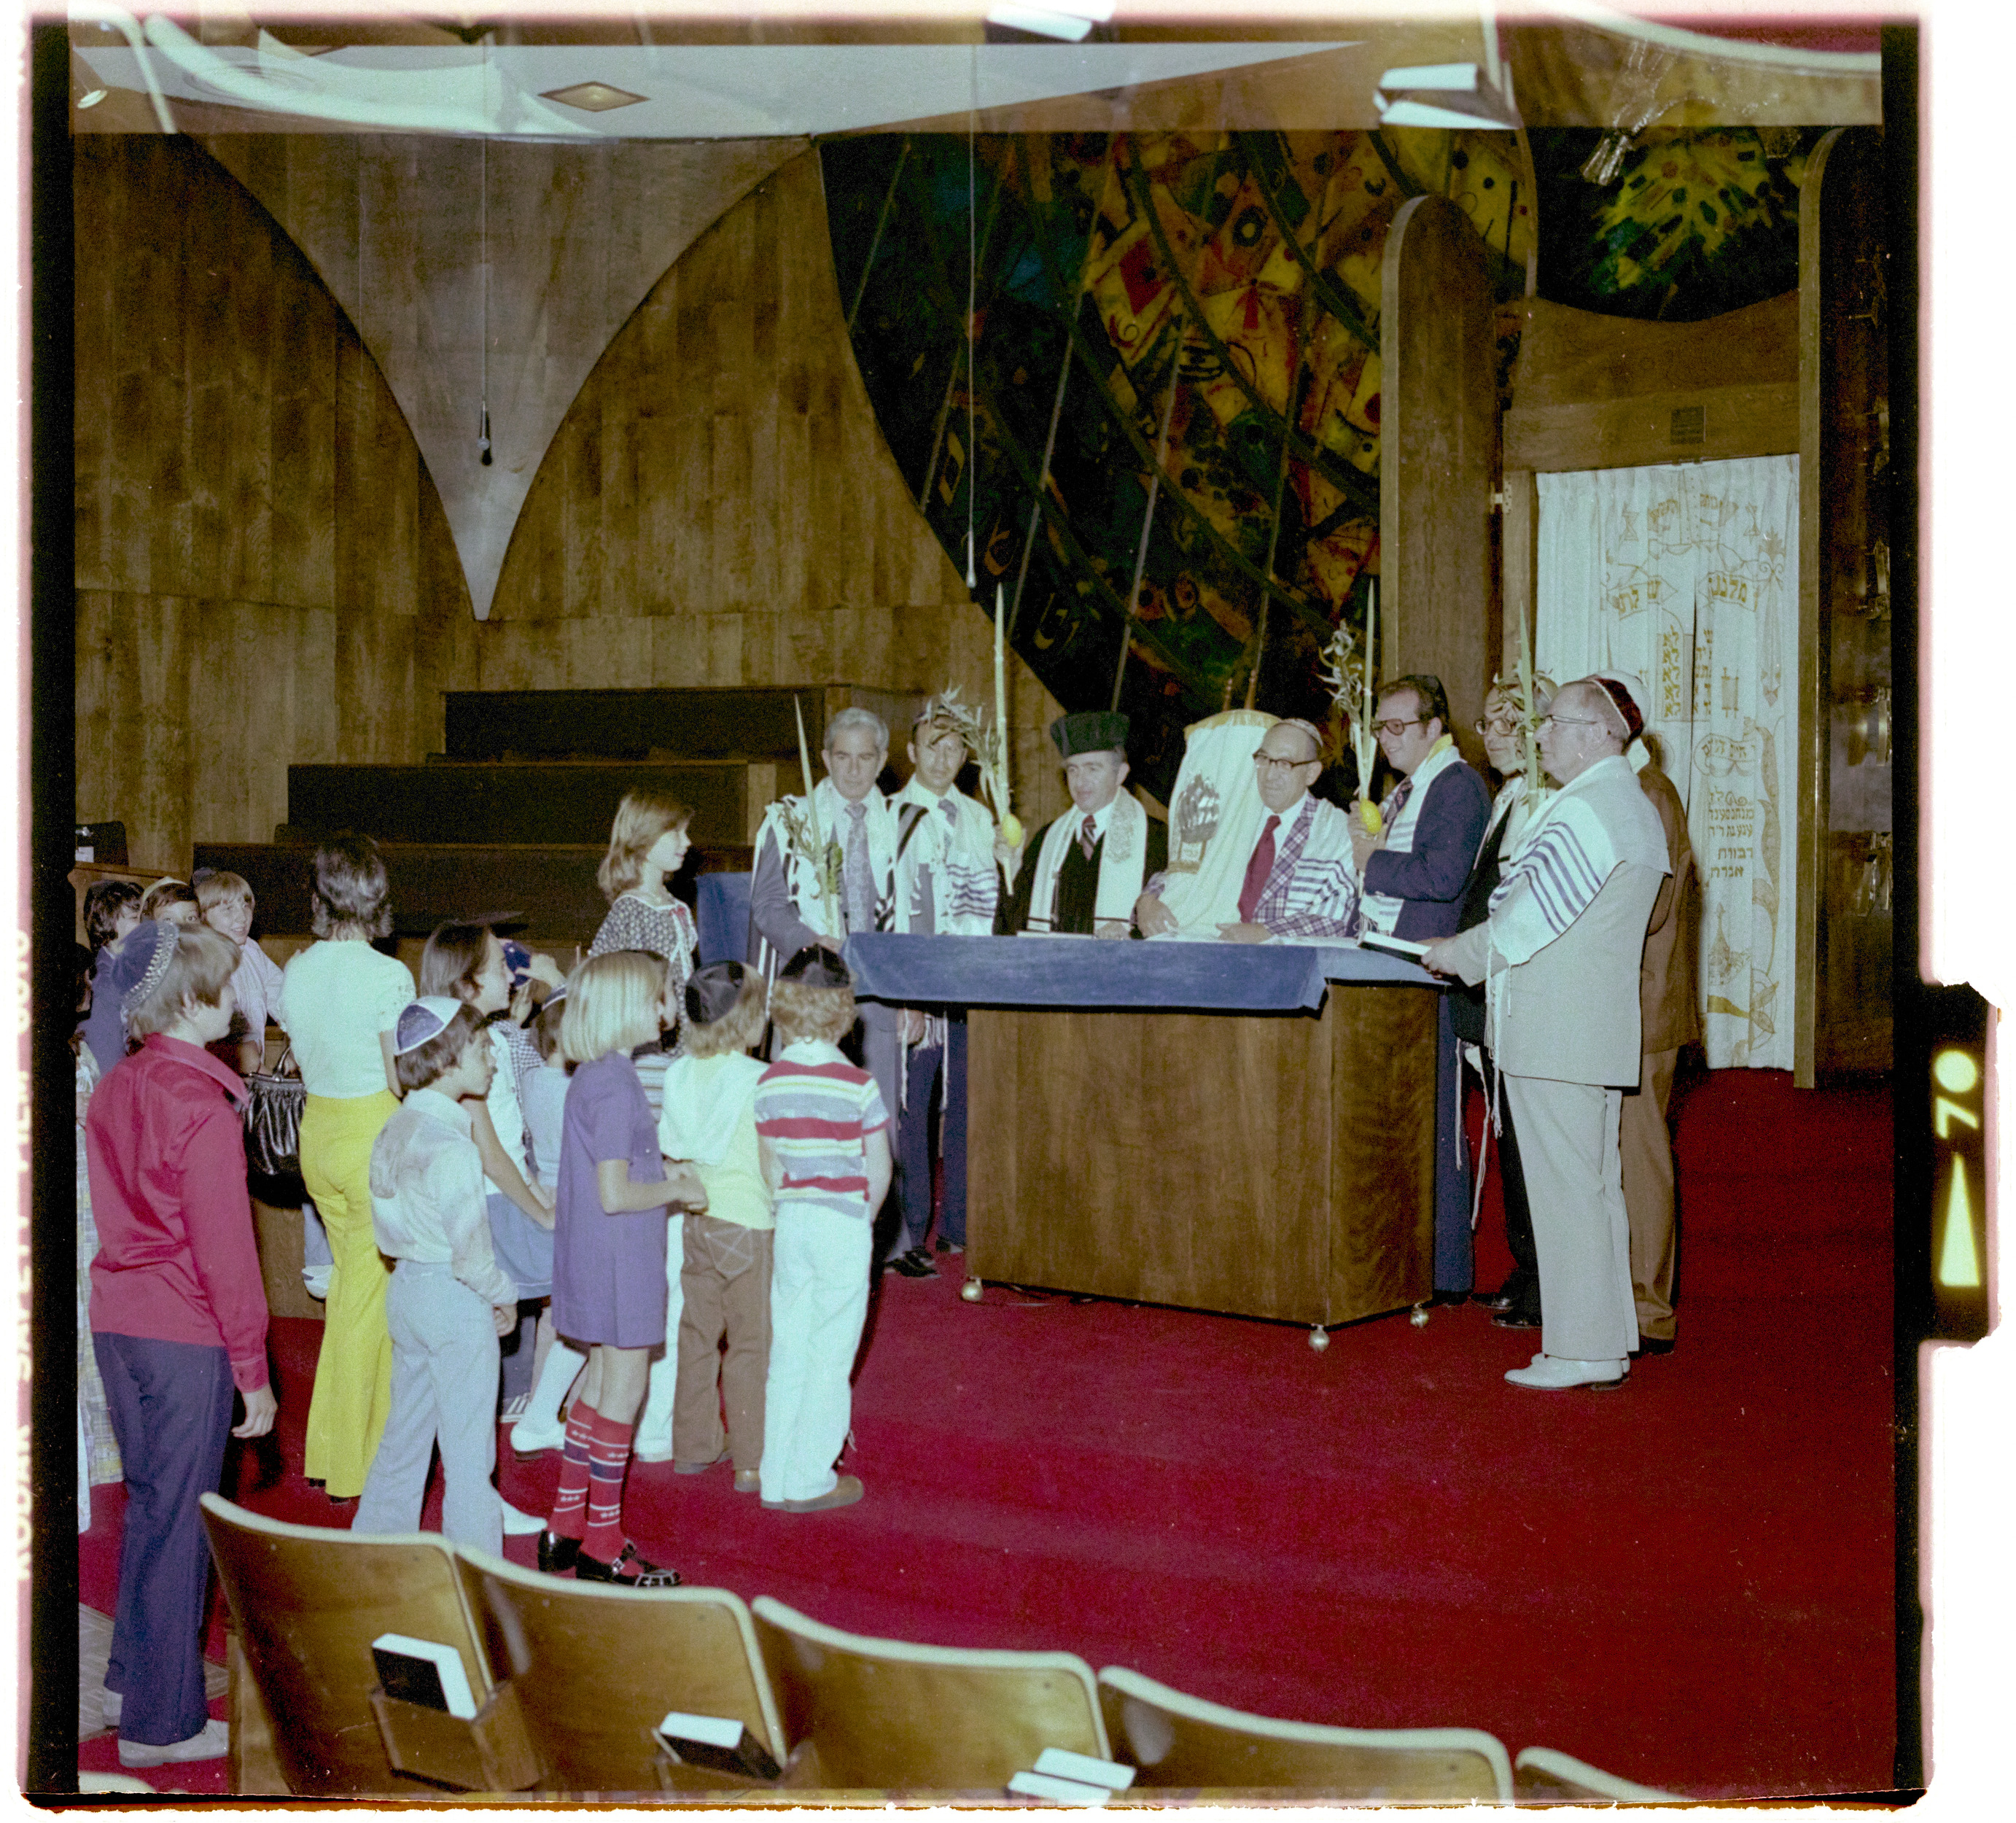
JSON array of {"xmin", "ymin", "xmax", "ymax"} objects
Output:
[
  {"xmin": 72, "ymin": 137, "xmax": 458, "ymax": 871},
  {"xmin": 76, "ymin": 139, "xmax": 1074, "ymax": 872},
  {"xmin": 1379, "ymin": 195, "xmax": 1498, "ymax": 768},
  {"xmin": 472, "ymin": 149, "xmax": 1073, "ymax": 830}
]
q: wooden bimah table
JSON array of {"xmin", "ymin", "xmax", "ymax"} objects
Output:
[{"xmin": 841, "ymin": 936, "xmax": 1443, "ymax": 1340}]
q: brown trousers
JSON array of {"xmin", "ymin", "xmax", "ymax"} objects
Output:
[
  {"xmin": 673, "ymin": 1214, "xmax": 774, "ymax": 1472},
  {"xmin": 1619, "ymin": 1046, "xmax": 1680, "ymax": 1342}
]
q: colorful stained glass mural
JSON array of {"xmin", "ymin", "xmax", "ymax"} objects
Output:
[{"xmin": 822, "ymin": 125, "xmax": 1824, "ymax": 803}]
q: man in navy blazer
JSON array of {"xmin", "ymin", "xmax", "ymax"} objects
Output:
[{"xmin": 1350, "ymin": 674, "xmax": 1492, "ymax": 1298}]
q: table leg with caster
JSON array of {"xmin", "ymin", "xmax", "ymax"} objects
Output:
[
  {"xmin": 1308, "ymin": 1326, "xmax": 1328, "ymax": 1353},
  {"xmin": 960, "ymin": 1277, "xmax": 984, "ymax": 1303}
]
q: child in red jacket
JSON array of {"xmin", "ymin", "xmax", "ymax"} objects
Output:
[{"xmin": 85, "ymin": 920, "xmax": 276, "ymax": 1768}]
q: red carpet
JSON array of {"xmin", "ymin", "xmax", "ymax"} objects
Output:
[{"xmin": 79, "ymin": 1066, "xmax": 1896, "ymax": 1800}]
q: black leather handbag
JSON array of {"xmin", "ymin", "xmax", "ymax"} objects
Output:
[{"xmin": 243, "ymin": 1044, "xmax": 305, "ymax": 1179}]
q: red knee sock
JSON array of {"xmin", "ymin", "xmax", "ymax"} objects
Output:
[
  {"xmin": 547, "ymin": 1402, "xmax": 599, "ymax": 1541},
  {"xmin": 581, "ymin": 1407, "xmax": 637, "ymax": 1565}
]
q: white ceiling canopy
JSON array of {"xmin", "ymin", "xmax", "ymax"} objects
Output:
[{"xmin": 71, "ymin": 25, "xmax": 1364, "ymax": 139}]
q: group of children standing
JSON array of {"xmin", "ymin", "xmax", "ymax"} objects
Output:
[{"xmin": 78, "ymin": 790, "xmax": 891, "ymax": 1762}]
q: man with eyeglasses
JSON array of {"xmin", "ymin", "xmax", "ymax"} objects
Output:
[
  {"xmin": 1136, "ymin": 718, "xmax": 1359, "ymax": 942},
  {"xmin": 1457, "ymin": 676, "xmax": 1557, "ymax": 1335},
  {"xmin": 1420, "ymin": 678, "xmax": 1670, "ymax": 1391},
  {"xmin": 1347, "ymin": 674, "xmax": 1491, "ymax": 1300}
]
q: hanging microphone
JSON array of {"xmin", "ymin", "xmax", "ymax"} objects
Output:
[{"xmin": 478, "ymin": 404, "xmax": 493, "ymax": 467}]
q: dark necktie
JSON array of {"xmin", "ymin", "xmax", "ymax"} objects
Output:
[
  {"xmin": 1078, "ymin": 815, "xmax": 1097, "ymax": 863},
  {"xmin": 1238, "ymin": 815, "xmax": 1280, "ymax": 923},
  {"xmin": 1383, "ymin": 771, "xmax": 1414, "ymax": 828}
]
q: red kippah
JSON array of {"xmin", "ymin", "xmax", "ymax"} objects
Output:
[{"xmin": 1594, "ymin": 676, "xmax": 1643, "ymax": 742}]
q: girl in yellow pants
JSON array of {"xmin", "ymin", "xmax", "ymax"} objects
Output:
[
  {"xmin": 299, "ymin": 1091, "xmax": 398, "ymax": 1496},
  {"xmin": 276, "ymin": 834, "xmax": 416, "ymax": 1501}
]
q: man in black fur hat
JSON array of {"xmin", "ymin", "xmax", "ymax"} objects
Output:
[{"xmin": 1000, "ymin": 712, "xmax": 1168, "ymax": 938}]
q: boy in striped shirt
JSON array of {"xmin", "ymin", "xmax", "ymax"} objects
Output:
[{"xmin": 752, "ymin": 947, "xmax": 892, "ymax": 1512}]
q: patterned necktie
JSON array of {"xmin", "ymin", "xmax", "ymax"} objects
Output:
[
  {"xmin": 1078, "ymin": 814, "xmax": 1098, "ymax": 863},
  {"xmin": 844, "ymin": 801, "xmax": 874, "ymax": 933},
  {"xmin": 1382, "ymin": 771, "xmax": 1415, "ymax": 830},
  {"xmin": 1238, "ymin": 815, "xmax": 1280, "ymax": 923}
]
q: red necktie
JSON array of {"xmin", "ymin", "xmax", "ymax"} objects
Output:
[
  {"xmin": 1238, "ymin": 815, "xmax": 1280, "ymax": 923},
  {"xmin": 1078, "ymin": 815, "xmax": 1097, "ymax": 863}
]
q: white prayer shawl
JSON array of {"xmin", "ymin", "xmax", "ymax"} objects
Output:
[
  {"xmin": 1483, "ymin": 773, "xmax": 1546, "ymax": 861},
  {"xmin": 1024, "ymin": 787, "xmax": 1151, "ymax": 933},
  {"xmin": 1150, "ymin": 708, "xmax": 1277, "ymax": 938},
  {"xmin": 658, "ymin": 1052, "xmax": 764, "ymax": 1168},
  {"xmin": 1256, "ymin": 794, "xmax": 1362, "ymax": 944},
  {"xmin": 1357, "ymin": 739, "xmax": 1467, "ymax": 936},
  {"xmin": 751, "ymin": 779, "xmax": 901, "ymax": 979},
  {"xmin": 1470, "ymin": 753, "xmax": 1670, "ymax": 1177},
  {"xmin": 1488, "ymin": 755, "xmax": 1669, "ymax": 966},
  {"xmin": 892, "ymin": 778, "xmax": 999, "ymax": 936}
]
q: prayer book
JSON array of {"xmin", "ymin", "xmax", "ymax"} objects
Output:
[
  {"xmin": 655, "ymin": 1711, "xmax": 782, "ymax": 1781},
  {"xmin": 1358, "ymin": 929, "xmax": 1429, "ymax": 960},
  {"xmin": 370, "ymin": 1633, "xmax": 478, "ymax": 1719},
  {"xmin": 1008, "ymin": 1769, "xmax": 1113, "ymax": 1805}
]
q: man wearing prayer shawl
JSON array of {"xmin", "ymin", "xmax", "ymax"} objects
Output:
[
  {"xmin": 881, "ymin": 696, "xmax": 1003, "ymax": 1278},
  {"xmin": 1134, "ymin": 718, "xmax": 1360, "ymax": 943},
  {"xmin": 1423, "ymin": 677, "xmax": 1670, "ymax": 1392},
  {"xmin": 1349, "ymin": 674, "xmax": 1492, "ymax": 1300},
  {"xmin": 1000, "ymin": 712, "xmax": 1167, "ymax": 938},
  {"xmin": 748, "ymin": 706, "xmax": 905, "ymax": 1229}
]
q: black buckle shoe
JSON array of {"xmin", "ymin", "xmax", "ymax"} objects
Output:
[
  {"xmin": 575, "ymin": 1541, "xmax": 681, "ymax": 1587},
  {"xmin": 537, "ymin": 1530, "xmax": 580, "ymax": 1575}
]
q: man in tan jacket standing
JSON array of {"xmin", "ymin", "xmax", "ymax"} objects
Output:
[
  {"xmin": 1593, "ymin": 672, "xmax": 1700, "ymax": 1358},
  {"xmin": 1423, "ymin": 678, "xmax": 1670, "ymax": 1391}
]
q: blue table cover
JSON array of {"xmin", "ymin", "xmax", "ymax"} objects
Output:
[{"xmin": 839, "ymin": 931, "xmax": 1436, "ymax": 1013}]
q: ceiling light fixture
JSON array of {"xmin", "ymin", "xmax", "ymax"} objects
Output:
[
  {"xmin": 542, "ymin": 79, "xmax": 647, "ymax": 114},
  {"xmin": 1374, "ymin": 63, "xmax": 1519, "ymax": 131}
]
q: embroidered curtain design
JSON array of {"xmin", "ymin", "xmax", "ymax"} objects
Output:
[{"xmin": 1536, "ymin": 456, "xmax": 1799, "ymax": 1070}]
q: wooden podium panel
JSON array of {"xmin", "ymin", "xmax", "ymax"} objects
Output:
[{"xmin": 966, "ymin": 985, "xmax": 1439, "ymax": 1327}]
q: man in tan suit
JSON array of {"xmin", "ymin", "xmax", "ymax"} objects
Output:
[
  {"xmin": 1593, "ymin": 672, "xmax": 1701, "ymax": 1356},
  {"xmin": 1423, "ymin": 678, "xmax": 1670, "ymax": 1391}
]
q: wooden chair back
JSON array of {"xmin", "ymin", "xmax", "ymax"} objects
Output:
[
  {"xmin": 1098, "ymin": 1665, "xmax": 1514, "ymax": 1802},
  {"xmin": 1514, "ymin": 1744, "xmax": 1679, "ymax": 1800},
  {"xmin": 750, "ymin": 1595, "xmax": 1109, "ymax": 1789},
  {"xmin": 454, "ymin": 1547, "xmax": 786, "ymax": 1793},
  {"xmin": 200, "ymin": 1493, "xmax": 496, "ymax": 1796}
]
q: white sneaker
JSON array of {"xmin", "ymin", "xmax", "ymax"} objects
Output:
[
  {"xmin": 632, "ymin": 1434, "xmax": 675, "ymax": 1464},
  {"xmin": 510, "ymin": 1414, "xmax": 567, "ymax": 1456},
  {"xmin": 118, "ymin": 1717, "xmax": 229, "ymax": 1767},
  {"xmin": 500, "ymin": 1499, "xmax": 546, "ymax": 1536},
  {"xmin": 1505, "ymin": 1354, "xmax": 1630, "ymax": 1391}
]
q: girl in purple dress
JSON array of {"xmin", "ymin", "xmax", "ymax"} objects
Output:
[{"xmin": 539, "ymin": 950, "xmax": 707, "ymax": 1587}]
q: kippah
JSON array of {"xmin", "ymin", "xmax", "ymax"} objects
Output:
[
  {"xmin": 111, "ymin": 919, "xmax": 179, "ymax": 1012},
  {"xmin": 1591, "ymin": 675, "xmax": 1644, "ymax": 742},
  {"xmin": 394, "ymin": 995, "xmax": 467, "ymax": 1055},
  {"xmin": 779, "ymin": 944, "xmax": 852, "ymax": 990},
  {"xmin": 685, "ymin": 960, "xmax": 750, "ymax": 1026},
  {"xmin": 1277, "ymin": 716, "xmax": 1325, "ymax": 756}
]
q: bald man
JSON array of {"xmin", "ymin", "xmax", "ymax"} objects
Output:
[
  {"xmin": 1423, "ymin": 679, "xmax": 1670, "ymax": 1391},
  {"xmin": 1135, "ymin": 718, "xmax": 1359, "ymax": 942}
]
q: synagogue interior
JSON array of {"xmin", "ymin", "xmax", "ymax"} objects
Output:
[{"xmin": 44, "ymin": 4, "xmax": 1919, "ymax": 1805}]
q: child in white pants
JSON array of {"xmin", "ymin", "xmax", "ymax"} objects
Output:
[
  {"xmin": 352, "ymin": 998, "xmax": 519, "ymax": 1554},
  {"xmin": 752, "ymin": 948, "xmax": 891, "ymax": 1513}
]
